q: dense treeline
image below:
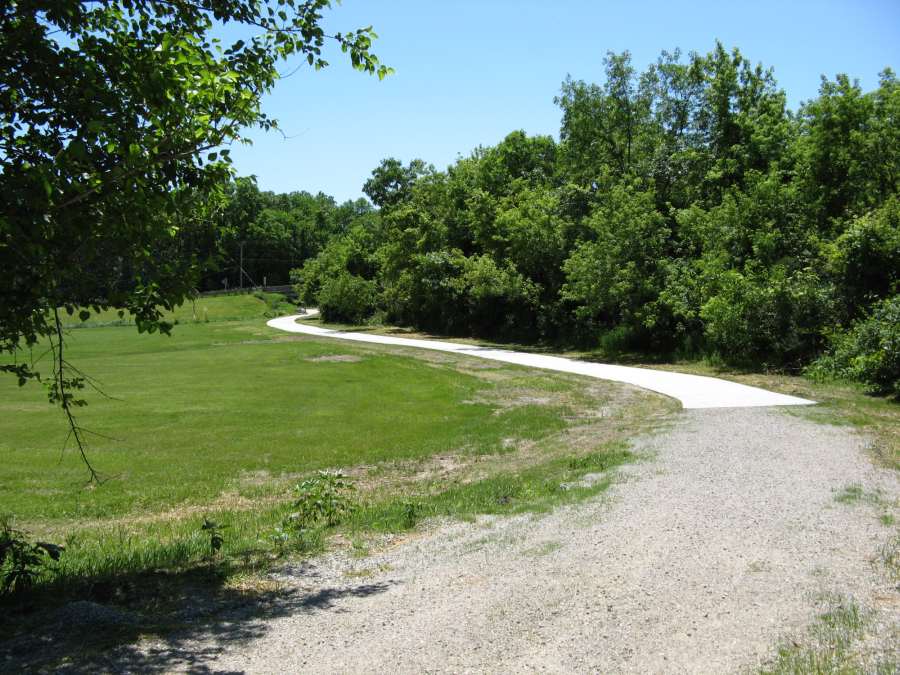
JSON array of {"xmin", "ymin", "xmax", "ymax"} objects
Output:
[
  {"xmin": 197, "ymin": 178, "xmax": 376, "ymax": 290},
  {"xmin": 289, "ymin": 44, "xmax": 897, "ymax": 393}
]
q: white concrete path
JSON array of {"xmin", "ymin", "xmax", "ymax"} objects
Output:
[{"xmin": 267, "ymin": 311, "xmax": 815, "ymax": 410}]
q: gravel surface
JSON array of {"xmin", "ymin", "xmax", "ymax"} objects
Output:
[{"xmin": 124, "ymin": 407, "xmax": 898, "ymax": 674}]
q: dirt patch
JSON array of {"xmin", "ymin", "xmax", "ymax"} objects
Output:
[
  {"xmin": 305, "ymin": 354, "xmax": 364, "ymax": 363},
  {"xmin": 485, "ymin": 390, "xmax": 554, "ymax": 409}
]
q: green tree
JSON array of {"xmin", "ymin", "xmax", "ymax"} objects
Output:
[
  {"xmin": 1, "ymin": 0, "xmax": 388, "ymax": 477},
  {"xmin": 362, "ymin": 157, "xmax": 431, "ymax": 208},
  {"xmin": 562, "ymin": 183, "xmax": 669, "ymax": 344},
  {"xmin": 556, "ymin": 51, "xmax": 654, "ymax": 185},
  {"xmin": 796, "ymin": 70, "xmax": 899, "ymax": 231}
]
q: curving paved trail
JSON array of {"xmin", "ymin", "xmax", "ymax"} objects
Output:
[
  {"xmin": 267, "ymin": 311, "xmax": 814, "ymax": 409},
  {"xmin": 77, "ymin": 312, "xmax": 896, "ymax": 673}
]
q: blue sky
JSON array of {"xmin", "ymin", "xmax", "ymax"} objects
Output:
[{"xmin": 227, "ymin": 0, "xmax": 900, "ymax": 203}]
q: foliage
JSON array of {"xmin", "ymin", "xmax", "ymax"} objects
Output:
[
  {"xmin": 211, "ymin": 177, "xmax": 377, "ymax": 289},
  {"xmin": 809, "ymin": 295, "xmax": 900, "ymax": 396},
  {"xmin": 293, "ymin": 43, "xmax": 897, "ymax": 391},
  {"xmin": 699, "ymin": 266, "xmax": 835, "ymax": 368},
  {"xmin": 363, "ymin": 158, "xmax": 432, "ymax": 208},
  {"xmin": 0, "ymin": 519, "xmax": 63, "ymax": 594},
  {"xmin": 317, "ymin": 272, "xmax": 377, "ymax": 324},
  {"xmin": 562, "ymin": 183, "xmax": 669, "ymax": 345},
  {"xmin": 0, "ymin": 0, "xmax": 389, "ymax": 473},
  {"xmin": 289, "ymin": 471, "xmax": 356, "ymax": 528},
  {"xmin": 200, "ymin": 518, "xmax": 225, "ymax": 555},
  {"xmin": 825, "ymin": 197, "xmax": 900, "ymax": 317}
]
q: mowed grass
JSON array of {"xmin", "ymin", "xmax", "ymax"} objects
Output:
[
  {"xmin": 0, "ymin": 293, "xmax": 671, "ymax": 622},
  {"xmin": 1, "ymin": 297, "xmax": 566, "ymax": 524},
  {"xmin": 60, "ymin": 290, "xmax": 297, "ymax": 328}
]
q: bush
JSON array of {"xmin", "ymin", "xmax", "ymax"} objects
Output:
[
  {"xmin": 288, "ymin": 471, "xmax": 357, "ymax": 529},
  {"xmin": 279, "ymin": 471, "xmax": 357, "ymax": 553},
  {"xmin": 380, "ymin": 249, "xmax": 470, "ymax": 334},
  {"xmin": 699, "ymin": 266, "xmax": 835, "ymax": 368},
  {"xmin": 827, "ymin": 197, "xmax": 900, "ymax": 317},
  {"xmin": 461, "ymin": 254, "xmax": 539, "ymax": 338},
  {"xmin": 0, "ymin": 519, "xmax": 63, "ymax": 594},
  {"xmin": 809, "ymin": 295, "xmax": 900, "ymax": 396},
  {"xmin": 316, "ymin": 272, "xmax": 376, "ymax": 324}
]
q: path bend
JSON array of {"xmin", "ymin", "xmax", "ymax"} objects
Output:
[{"xmin": 267, "ymin": 311, "xmax": 814, "ymax": 410}]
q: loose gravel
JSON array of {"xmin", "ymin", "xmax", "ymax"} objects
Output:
[{"xmin": 124, "ymin": 407, "xmax": 898, "ymax": 673}]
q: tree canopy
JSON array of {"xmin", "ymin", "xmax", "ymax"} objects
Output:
[
  {"xmin": 293, "ymin": 45, "xmax": 899, "ymax": 393},
  {"xmin": 1, "ymin": 0, "xmax": 387, "ymax": 375},
  {"xmin": 1, "ymin": 0, "xmax": 388, "ymax": 477}
]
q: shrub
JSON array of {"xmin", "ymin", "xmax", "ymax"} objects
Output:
[
  {"xmin": 827, "ymin": 197, "xmax": 900, "ymax": 317},
  {"xmin": 0, "ymin": 519, "xmax": 63, "ymax": 594},
  {"xmin": 461, "ymin": 254, "xmax": 539, "ymax": 338},
  {"xmin": 700, "ymin": 266, "xmax": 835, "ymax": 368},
  {"xmin": 278, "ymin": 471, "xmax": 357, "ymax": 554},
  {"xmin": 809, "ymin": 295, "xmax": 900, "ymax": 396},
  {"xmin": 284, "ymin": 471, "xmax": 356, "ymax": 532},
  {"xmin": 316, "ymin": 273, "xmax": 376, "ymax": 324}
]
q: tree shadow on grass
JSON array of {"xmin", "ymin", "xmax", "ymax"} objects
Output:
[
  {"xmin": 0, "ymin": 562, "xmax": 393, "ymax": 673},
  {"xmin": 315, "ymin": 321, "xmax": 687, "ymax": 366}
]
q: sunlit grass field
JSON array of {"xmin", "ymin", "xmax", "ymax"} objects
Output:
[
  {"xmin": 0, "ymin": 293, "xmax": 669, "ymax": 606},
  {"xmin": 4, "ymin": 302, "xmax": 562, "ymax": 522}
]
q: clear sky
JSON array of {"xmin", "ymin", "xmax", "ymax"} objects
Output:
[{"xmin": 227, "ymin": 0, "xmax": 900, "ymax": 203}]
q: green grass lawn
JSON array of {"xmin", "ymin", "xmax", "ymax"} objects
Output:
[
  {"xmin": 0, "ymin": 293, "xmax": 669, "ymax": 610},
  {"xmin": 1, "ymin": 295, "xmax": 583, "ymax": 524}
]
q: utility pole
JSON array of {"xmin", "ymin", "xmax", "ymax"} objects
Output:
[{"xmin": 239, "ymin": 242, "xmax": 244, "ymax": 291}]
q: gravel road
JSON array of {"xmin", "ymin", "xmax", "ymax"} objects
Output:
[{"xmin": 128, "ymin": 406, "xmax": 898, "ymax": 673}]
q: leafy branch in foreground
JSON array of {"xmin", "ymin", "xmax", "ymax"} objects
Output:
[{"xmin": 0, "ymin": 0, "xmax": 389, "ymax": 475}]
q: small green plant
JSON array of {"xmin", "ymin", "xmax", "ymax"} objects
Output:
[
  {"xmin": 270, "ymin": 526, "xmax": 290, "ymax": 554},
  {"xmin": 761, "ymin": 596, "xmax": 869, "ymax": 674},
  {"xmin": 400, "ymin": 501, "xmax": 424, "ymax": 529},
  {"xmin": 835, "ymin": 484, "xmax": 867, "ymax": 504},
  {"xmin": 200, "ymin": 518, "xmax": 225, "ymax": 555},
  {"xmin": 279, "ymin": 471, "xmax": 356, "ymax": 552},
  {"xmin": 288, "ymin": 471, "xmax": 357, "ymax": 529},
  {"xmin": 833, "ymin": 483, "xmax": 890, "ymax": 506},
  {"xmin": 0, "ymin": 519, "xmax": 63, "ymax": 594}
]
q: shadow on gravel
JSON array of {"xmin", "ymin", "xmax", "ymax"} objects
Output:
[{"xmin": 1, "ymin": 572, "xmax": 393, "ymax": 673}]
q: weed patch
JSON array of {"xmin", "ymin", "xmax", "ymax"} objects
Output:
[
  {"xmin": 349, "ymin": 442, "xmax": 634, "ymax": 533},
  {"xmin": 834, "ymin": 484, "xmax": 884, "ymax": 506},
  {"xmin": 760, "ymin": 596, "xmax": 871, "ymax": 674}
]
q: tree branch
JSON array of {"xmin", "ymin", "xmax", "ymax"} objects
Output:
[{"xmin": 52, "ymin": 308, "xmax": 102, "ymax": 484}]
